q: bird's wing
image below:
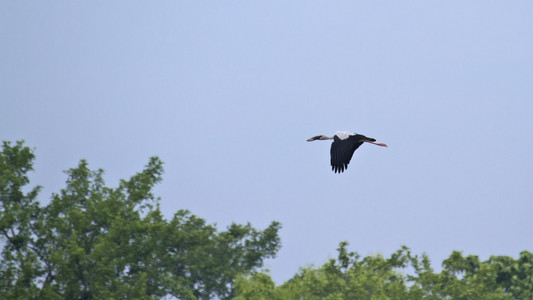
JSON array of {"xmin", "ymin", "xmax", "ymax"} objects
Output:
[{"xmin": 330, "ymin": 135, "xmax": 365, "ymax": 173}]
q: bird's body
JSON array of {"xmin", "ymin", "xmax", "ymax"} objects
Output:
[{"xmin": 307, "ymin": 131, "xmax": 387, "ymax": 173}]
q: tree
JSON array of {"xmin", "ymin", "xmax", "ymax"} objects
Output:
[
  {"xmin": 407, "ymin": 250, "xmax": 513, "ymax": 300},
  {"xmin": 490, "ymin": 251, "xmax": 533, "ymax": 299},
  {"xmin": 237, "ymin": 242, "xmax": 415, "ymax": 300},
  {"xmin": 276, "ymin": 242, "xmax": 413, "ymax": 300},
  {"xmin": 0, "ymin": 140, "xmax": 281, "ymax": 299},
  {"xmin": 234, "ymin": 271, "xmax": 282, "ymax": 300},
  {"xmin": 235, "ymin": 243, "xmax": 533, "ymax": 300}
]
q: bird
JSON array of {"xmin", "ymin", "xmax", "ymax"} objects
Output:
[{"xmin": 307, "ymin": 131, "xmax": 387, "ymax": 173}]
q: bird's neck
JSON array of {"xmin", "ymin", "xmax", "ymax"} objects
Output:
[
  {"xmin": 318, "ymin": 135, "xmax": 334, "ymax": 140},
  {"xmin": 307, "ymin": 135, "xmax": 335, "ymax": 142}
]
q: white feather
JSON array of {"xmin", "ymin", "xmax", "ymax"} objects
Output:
[{"xmin": 335, "ymin": 131, "xmax": 355, "ymax": 140}]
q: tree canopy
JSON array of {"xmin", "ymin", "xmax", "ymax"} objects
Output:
[
  {"xmin": 234, "ymin": 242, "xmax": 533, "ymax": 299},
  {"xmin": 0, "ymin": 141, "xmax": 281, "ymax": 300}
]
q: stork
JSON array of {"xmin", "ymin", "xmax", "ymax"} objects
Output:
[{"xmin": 307, "ymin": 131, "xmax": 387, "ymax": 173}]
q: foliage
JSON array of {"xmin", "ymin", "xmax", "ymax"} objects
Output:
[
  {"xmin": 0, "ymin": 141, "xmax": 281, "ymax": 300},
  {"xmin": 235, "ymin": 242, "xmax": 533, "ymax": 300}
]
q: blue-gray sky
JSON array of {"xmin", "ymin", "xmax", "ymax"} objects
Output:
[{"xmin": 2, "ymin": 1, "xmax": 532, "ymax": 283}]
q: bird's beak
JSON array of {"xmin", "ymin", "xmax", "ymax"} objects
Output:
[{"xmin": 367, "ymin": 141, "xmax": 388, "ymax": 147}]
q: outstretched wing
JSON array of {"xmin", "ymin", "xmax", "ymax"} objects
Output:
[{"xmin": 330, "ymin": 135, "xmax": 366, "ymax": 173}]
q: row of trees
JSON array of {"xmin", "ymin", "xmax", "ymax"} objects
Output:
[
  {"xmin": 1, "ymin": 140, "xmax": 532, "ymax": 299},
  {"xmin": 235, "ymin": 242, "xmax": 533, "ymax": 299}
]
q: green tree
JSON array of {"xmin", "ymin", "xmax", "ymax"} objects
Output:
[
  {"xmin": 0, "ymin": 140, "xmax": 43, "ymax": 299},
  {"xmin": 236, "ymin": 242, "xmax": 415, "ymax": 300},
  {"xmin": 490, "ymin": 251, "xmax": 533, "ymax": 299},
  {"xmin": 278, "ymin": 242, "xmax": 413, "ymax": 300},
  {"xmin": 407, "ymin": 250, "xmax": 512, "ymax": 300},
  {"xmin": 408, "ymin": 250, "xmax": 533, "ymax": 299},
  {"xmin": 235, "ymin": 243, "xmax": 533, "ymax": 300},
  {"xmin": 0, "ymin": 140, "xmax": 281, "ymax": 300},
  {"xmin": 234, "ymin": 271, "xmax": 282, "ymax": 300}
]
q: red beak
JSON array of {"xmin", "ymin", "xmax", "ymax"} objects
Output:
[{"xmin": 366, "ymin": 141, "xmax": 388, "ymax": 147}]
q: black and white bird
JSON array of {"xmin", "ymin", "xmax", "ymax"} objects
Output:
[{"xmin": 307, "ymin": 131, "xmax": 388, "ymax": 173}]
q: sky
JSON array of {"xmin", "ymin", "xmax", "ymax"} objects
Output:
[{"xmin": 1, "ymin": 1, "xmax": 532, "ymax": 284}]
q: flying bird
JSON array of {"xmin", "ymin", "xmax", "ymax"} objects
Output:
[{"xmin": 307, "ymin": 131, "xmax": 388, "ymax": 173}]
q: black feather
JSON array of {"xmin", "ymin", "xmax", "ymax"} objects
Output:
[{"xmin": 330, "ymin": 134, "xmax": 366, "ymax": 173}]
